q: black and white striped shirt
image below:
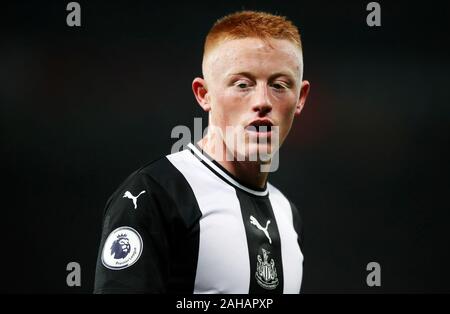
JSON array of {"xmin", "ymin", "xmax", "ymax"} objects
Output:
[{"xmin": 94, "ymin": 143, "xmax": 304, "ymax": 294}]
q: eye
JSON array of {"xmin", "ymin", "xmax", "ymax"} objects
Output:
[
  {"xmin": 236, "ymin": 82, "xmax": 249, "ymax": 89},
  {"xmin": 272, "ymin": 83, "xmax": 283, "ymax": 89},
  {"xmin": 271, "ymin": 82, "xmax": 287, "ymax": 90}
]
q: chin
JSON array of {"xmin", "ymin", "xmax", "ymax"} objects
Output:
[{"xmin": 243, "ymin": 142, "xmax": 274, "ymax": 162}]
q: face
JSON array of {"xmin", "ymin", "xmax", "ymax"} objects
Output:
[{"xmin": 195, "ymin": 37, "xmax": 309, "ymax": 161}]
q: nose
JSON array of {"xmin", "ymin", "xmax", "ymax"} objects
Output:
[{"xmin": 252, "ymin": 84, "xmax": 272, "ymax": 116}]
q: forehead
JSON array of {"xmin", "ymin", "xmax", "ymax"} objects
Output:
[{"xmin": 204, "ymin": 37, "xmax": 303, "ymax": 78}]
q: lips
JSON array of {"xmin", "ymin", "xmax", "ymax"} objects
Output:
[{"xmin": 246, "ymin": 118, "xmax": 274, "ymax": 133}]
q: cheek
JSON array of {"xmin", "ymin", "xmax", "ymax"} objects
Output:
[
  {"xmin": 275, "ymin": 99, "xmax": 298, "ymax": 136},
  {"xmin": 212, "ymin": 91, "xmax": 246, "ymax": 124}
]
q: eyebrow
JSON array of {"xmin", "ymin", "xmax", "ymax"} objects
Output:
[{"xmin": 227, "ymin": 71, "xmax": 296, "ymax": 82}]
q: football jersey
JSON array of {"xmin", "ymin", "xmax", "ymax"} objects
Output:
[{"xmin": 94, "ymin": 143, "xmax": 304, "ymax": 294}]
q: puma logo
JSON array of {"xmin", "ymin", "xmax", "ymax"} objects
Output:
[
  {"xmin": 123, "ymin": 190, "xmax": 146, "ymax": 209},
  {"xmin": 250, "ymin": 215, "xmax": 272, "ymax": 244}
]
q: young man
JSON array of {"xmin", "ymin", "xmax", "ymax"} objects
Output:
[{"xmin": 94, "ymin": 10, "xmax": 310, "ymax": 294}]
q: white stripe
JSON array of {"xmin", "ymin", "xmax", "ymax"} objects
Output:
[
  {"xmin": 268, "ymin": 183, "xmax": 304, "ymax": 294},
  {"xmin": 167, "ymin": 150, "xmax": 251, "ymax": 294},
  {"xmin": 187, "ymin": 143, "xmax": 269, "ymax": 197}
]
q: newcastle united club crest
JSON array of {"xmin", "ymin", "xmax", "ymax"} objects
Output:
[{"xmin": 255, "ymin": 248, "xmax": 279, "ymax": 290}]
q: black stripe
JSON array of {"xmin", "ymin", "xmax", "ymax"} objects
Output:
[
  {"xmin": 141, "ymin": 157, "xmax": 202, "ymax": 293},
  {"xmin": 290, "ymin": 201, "xmax": 304, "ymax": 252},
  {"xmin": 289, "ymin": 201, "xmax": 303, "ymax": 293},
  {"xmin": 235, "ymin": 189, "xmax": 284, "ymax": 294}
]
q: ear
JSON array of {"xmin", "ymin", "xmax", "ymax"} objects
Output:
[
  {"xmin": 295, "ymin": 80, "xmax": 310, "ymax": 116},
  {"xmin": 192, "ymin": 77, "xmax": 211, "ymax": 112}
]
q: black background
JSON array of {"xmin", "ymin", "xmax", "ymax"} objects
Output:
[{"xmin": 2, "ymin": 0, "xmax": 450, "ymax": 293}]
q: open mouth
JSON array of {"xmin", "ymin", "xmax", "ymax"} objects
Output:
[{"xmin": 246, "ymin": 119, "xmax": 274, "ymax": 134}]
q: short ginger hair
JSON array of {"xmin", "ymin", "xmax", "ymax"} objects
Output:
[{"xmin": 204, "ymin": 10, "xmax": 303, "ymax": 57}]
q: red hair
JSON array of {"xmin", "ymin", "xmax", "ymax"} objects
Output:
[{"xmin": 204, "ymin": 10, "xmax": 302, "ymax": 56}]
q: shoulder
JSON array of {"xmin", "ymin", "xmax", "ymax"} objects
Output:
[
  {"xmin": 106, "ymin": 149, "xmax": 201, "ymax": 226},
  {"xmin": 267, "ymin": 182, "xmax": 302, "ymax": 222},
  {"xmin": 109, "ymin": 150, "xmax": 192, "ymax": 201},
  {"xmin": 139, "ymin": 149, "xmax": 195, "ymax": 189},
  {"xmin": 268, "ymin": 182, "xmax": 295, "ymax": 208}
]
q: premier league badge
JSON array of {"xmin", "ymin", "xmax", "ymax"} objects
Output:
[{"xmin": 101, "ymin": 226, "xmax": 143, "ymax": 270}]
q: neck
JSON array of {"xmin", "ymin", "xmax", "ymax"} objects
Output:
[{"xmin": 196, "ymin": 137, "xmax": 270, "ymax": 190}]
